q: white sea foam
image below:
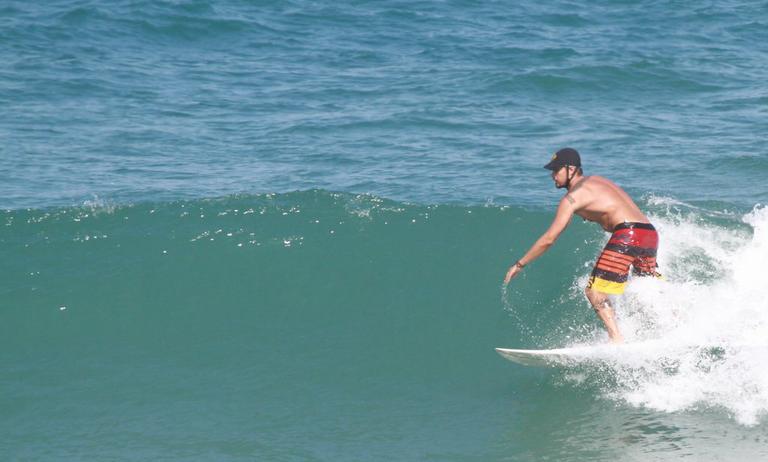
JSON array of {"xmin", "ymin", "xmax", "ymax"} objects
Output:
[
  {"xmin": 81, "ymin": 195, "xmax": 118, "ymax": 215},
  {"xmin": 574, "ymin": 203, "xmax": 768, "ymax": 425}
]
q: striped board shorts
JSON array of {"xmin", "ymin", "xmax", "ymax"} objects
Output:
[{"xmin": 587, "ymin": 222, "xmax": 661, "ymax": 295}]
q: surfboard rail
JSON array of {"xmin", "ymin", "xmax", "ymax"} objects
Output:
[
  {"xmin": 494, "ymin": 347, "xmax": 590, "ymax": 367},
  {"xmin": 495, "ymin": 342, "xmax": 763, "ymax": 368}
]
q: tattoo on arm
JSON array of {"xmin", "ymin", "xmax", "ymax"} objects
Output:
[{"xmin": 565, "ymin": 176, "xmax": 588, "ymax": 206}]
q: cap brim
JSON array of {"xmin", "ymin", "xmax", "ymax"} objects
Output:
[{"xmin": 543, "ymin": 161, "xmax": 559, "ymax": 170}]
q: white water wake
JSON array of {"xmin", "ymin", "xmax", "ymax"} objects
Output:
[{"xmin": 570, "ymin": 202, "xmax": 768, "ymax": 426}]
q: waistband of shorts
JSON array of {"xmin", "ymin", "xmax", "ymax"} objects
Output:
[{"xmin": 613, "ymin": 222, "xmax": 656, "ymax": 232}]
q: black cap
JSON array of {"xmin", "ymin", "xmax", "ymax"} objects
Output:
[{"xmin": 544, "ymin": 148, "xmax": 581, "ymax": 171}]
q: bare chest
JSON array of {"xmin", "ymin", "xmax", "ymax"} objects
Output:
[{"xmin": 575, "ymin": 209, "xmax": 614, "ymax": 232}]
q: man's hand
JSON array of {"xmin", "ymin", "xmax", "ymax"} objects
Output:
[{"xmin": 503, "ymin": 262, "xmax": 524, "ymax": 284}]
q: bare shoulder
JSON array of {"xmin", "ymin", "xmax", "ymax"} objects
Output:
[
  {"xmin": 565, "ymin": 175, "xmax": 595, "ymax": 200},
  {"xmin": 585, "ymin": 175, "xmax": 612, "ymax": 186},
  {"xmin": 579, "ymin": 175, "xmax": 622, "ymax": 194}
]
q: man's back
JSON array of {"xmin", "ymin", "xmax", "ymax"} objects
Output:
[{"xmin": 569, "ymin": 175, "xmax": 649, "ymax": 232}]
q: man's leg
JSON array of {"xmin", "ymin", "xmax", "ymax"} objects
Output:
[{"xmin": 585, "ymin": 287, "xmax": 624, "ymax": 343}]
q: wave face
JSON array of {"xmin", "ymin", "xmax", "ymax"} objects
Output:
[{"xmin": 2, "ymin": 191, "xmax": 767, "ymax": 459}]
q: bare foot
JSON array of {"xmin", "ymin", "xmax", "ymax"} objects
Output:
[{"xmin": 609, "ymin": 335, "xmax": 625, "ymax": 344}]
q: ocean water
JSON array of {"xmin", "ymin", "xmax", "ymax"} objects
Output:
[{"xmin": 1, "ymin": 1, "xmax": 767, "ymax": 460}]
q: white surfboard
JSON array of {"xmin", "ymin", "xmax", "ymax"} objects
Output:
[
  {"xmin": 495, "ymin": 341, "xmax": 672, "ymax": 367},
  {"xmin": 495, "ymin": 341, "xmax": 750, "ymax": 368},
  {"xmin": 495, "ymin": 346, "xmax": 594, "ymax": 367}
]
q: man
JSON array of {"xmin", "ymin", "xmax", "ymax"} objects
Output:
[{"xmin": 503, "ymin": 148, "xmax": 661, "ymax": 343}]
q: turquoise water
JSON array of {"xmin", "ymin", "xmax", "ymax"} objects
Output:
[
  {"xmin": 2, "ymin": 1, "xmax": 768, "ymax": 460},
  {"xmin": 2, "ymin": 194, "xmax": 768, "ymax": 460}
]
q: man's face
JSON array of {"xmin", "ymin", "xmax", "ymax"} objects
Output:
[{"xmin": 551, "ymin": 166, "xmax": 569, "ymax": 189}]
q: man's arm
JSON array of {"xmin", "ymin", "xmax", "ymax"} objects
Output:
[{"xmin": 504, "ymin": 195, "xmax": 576, "ymax": 283}]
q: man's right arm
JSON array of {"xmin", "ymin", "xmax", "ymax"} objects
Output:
[{"xmin": 504, "ymin": 195, "xmax": 576, "ymax": 283}]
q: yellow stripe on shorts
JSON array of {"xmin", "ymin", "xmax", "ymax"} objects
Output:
[{"xmin": 588, "ymin": 277, "xmax": 627, "ymax": 295}]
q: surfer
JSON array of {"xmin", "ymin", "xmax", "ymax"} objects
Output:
[{"xmin": 503, "ymin": 148, "xmax": 661, "ymax": 343}]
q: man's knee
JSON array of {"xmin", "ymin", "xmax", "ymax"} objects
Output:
[{"xmin": 585, "ymin": 287, "xmax": 609, "ymax": 311}]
